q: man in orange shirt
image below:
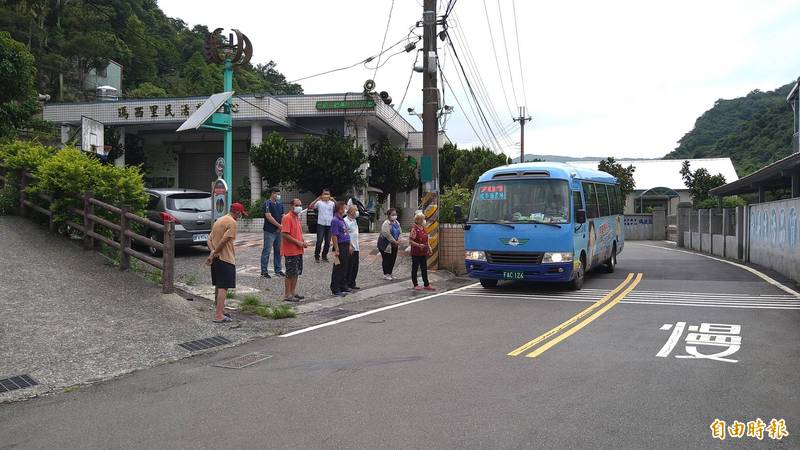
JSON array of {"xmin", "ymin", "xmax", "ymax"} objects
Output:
[
  {"xmin": 206, "ymin": 202, "xmax": 248, "ymax": 322},
  {"xmin": 281, "ymin": 198, "xmax": 309, "ymax": 302}
]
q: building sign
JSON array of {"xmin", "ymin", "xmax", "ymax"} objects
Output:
[
  {"xmin": 116, "ymin": 102, "xmax": 240, "ymax": 121},
  {"xmin": 315, "ymin": 99, "xmax": 376, "ymax": 110}
]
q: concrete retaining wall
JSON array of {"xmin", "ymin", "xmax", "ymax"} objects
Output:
[
  {"xmin": 624, "ymin": 214, "xmax": 653, "ymax": 240},
  {"xmin": 748, "ymin": 198, "xmax": 800, "ymax": 282},
  {"xmin": 725, "ymin": 236, "xmax": 738, "ymax": 259},
  {"xmin": 712, "ymin": 235, "xmax": 725, "ymax": 257},
  {"xmin": 701, "ymin": 233, "xmax": 711, "ymax": 252},
  {"xmin": 691, "ymin": 232, "xmax": 701, "ymax": 250}
]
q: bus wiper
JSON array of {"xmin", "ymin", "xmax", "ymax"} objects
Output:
[
  {"xmin": 520, "ymin": 220, "xmax": 562, "ymax": 229},
  {"xmin": 469, "ymin": 219, "xmax": 515, "ymax": 229}
]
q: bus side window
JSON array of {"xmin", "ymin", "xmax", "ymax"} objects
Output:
[
  {"xmin": 573, "ymin": 190, "xmax": 583, "ymax": 219},
  {"xmin": 614, "ymin": 185, "xmax": 624, "ymax": 214},
  {"xmin": 609, "ymin": 185, "xmax": 619, "ymax": 215},
  {"xmin": 582, "ymin": 182, "xmax": 599, "ymax": 218},
  {"xmin": 597, "ymin": 184, "xmax": 611, "ymax": 217}
]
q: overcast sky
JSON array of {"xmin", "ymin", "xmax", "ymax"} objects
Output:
[{"xmin": 159, "ymin": 0, "xmax": 800, "ymax": 160}]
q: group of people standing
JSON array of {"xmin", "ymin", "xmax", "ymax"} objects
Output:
[{"xmin": 207, "ymin": 187, "xmax": 435, "ymax": 322}]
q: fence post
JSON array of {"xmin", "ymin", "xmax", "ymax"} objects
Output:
[
  {"xmin": 18, "ymin": 171, "xmax": 27, "ymax": 217},
  {"xmin": 735, "ymin": 206, "xmax": 744, "ymax": 260},
  {"xmin": 119, "ymin": 205, "xmax": 130, "ymax": 271},
  {"xmin": 162, "ymin": 221, "xmax": 175, "ymax": 294},
  {"xmin": 721, "ymin": 208, "xmax": 728, "ymax": 257},
  {"xmin": 83, "ymin": 191, "xmax": 94, "ymax": 251}
]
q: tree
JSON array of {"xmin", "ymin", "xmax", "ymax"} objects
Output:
[
  {"xmin": 128, "ymin": 82, "xmax": 167, "ymax": 98},
  {"xmin": 0, "ymin": 32, "xmax": 39, "ymax": 139},
  {"xmin": 598, "ymin": 157, "xmax": 636, "ymax": 196},
  {"xmin": 680, "ymin": 160, "xmax": 727, "ymax": 204},
  {"xmin": 368, "ymin": 138, "xmax": 417, "ymax": 204},
  {"xmin": 295, "ymin": 130, "xmax": 366, "ymax": 196},
  {"xmin": 439, "ymin": 143, "xmax": 508, "ymax": 191},
  {"xmin": 249, "ymin": 131, "xmax": 298, "ymax": 192},
  {"xmin": 438, "ymin": 185, "xmax": 473, "ymax": 224}
]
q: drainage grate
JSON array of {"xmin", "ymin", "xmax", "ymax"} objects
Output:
[
  {"xmin": 213, "ymin": 352, "xmax": 272, "ymax": 369},
  {"xmin": 318, "ymin": 308, "xmax": 352, "ymax": 320},
  {"xmin": 178, "ymin": 336, "xmax": 232, "ymax": 352},
  {"xmin": 0, "ymin": 374, "xmax": 38, "ymax": 394}
]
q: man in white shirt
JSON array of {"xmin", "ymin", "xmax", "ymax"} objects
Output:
[
  {"xmin": 309, "ymin": 188, "xmax": 336, "ymax": 262},
  {"xmin": 344, "ymin": 204, "xmax": 361, "ymax": 290}
]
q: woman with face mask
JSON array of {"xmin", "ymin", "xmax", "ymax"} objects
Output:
[
  {"xmin": 409, "ymin": 212, "xmax": 435, "ymax": 290},
  {"xmin": 377, "ymin": 208, "xmax": 401, "ymax": 280},
  {"xmin": 343, "ymin": 204, "xmax": 361, "ymax": 290}
]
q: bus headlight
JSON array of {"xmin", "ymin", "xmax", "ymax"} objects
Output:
[
  {"xmin": 465, "ymin": 250, "xmax": 486, "ymax": 261},
  {"xmin": 543, "ymin": 252, "xmax": 573, "ymax": 263}
]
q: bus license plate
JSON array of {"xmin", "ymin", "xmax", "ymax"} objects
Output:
[
  {"xmin": 503, "ymin": 271, "xmax": 524, "ymax": 280},
  {"xmin": 192, "ymin": 234, "xmax": 208, "ymax": 243}
]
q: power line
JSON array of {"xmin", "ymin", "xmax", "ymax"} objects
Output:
[
  {"xmin": 388, "ymin": 50, "xmax": 421, "ymax": 122},
  {"xmin": 482, "ymin": 0, "xmax": 515, "ymax": 118},
  {"xmin": 372, "ymin": 0, "xmax": 396, "ymax": 82},
  {"xmin": 287, "ymin": 30, "xmax": 416, "ymax": 84},
  {"xmin": 235, "ymin": 96, "xmax": 324, "ymax": 136},
  {"xmin": 449, "ymin": 16, "xmax": 515, "ymax": 146},
  {"xmin": 444, "ymin": 33, "xmax": 504, "ymax": 152},
  {"xmin": 439, "ymin": 61, "xmax": 488, "ymax": 149},
  {"xmin": 496, "ymin": 0, "xmax": 520, "ymax": 107},
  {"xmin": 511, "ymin": 0, "xmax": 529, "ymax": 108}
]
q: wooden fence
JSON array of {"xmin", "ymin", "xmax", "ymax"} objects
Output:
[{"xmin": 0, "ymin": 169, "xmax": 175, "ymax": 293}]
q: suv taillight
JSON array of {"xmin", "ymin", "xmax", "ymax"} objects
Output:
[{"xmin": 159, "ymin": 212, "xmax": 181, "ymax": 224}]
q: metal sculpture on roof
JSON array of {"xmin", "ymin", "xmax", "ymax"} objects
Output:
[{"xmin": 203, "ymin": 28, "xmax": 253, "ymax": 67}]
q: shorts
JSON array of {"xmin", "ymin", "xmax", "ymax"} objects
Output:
[
  {"xmin": 210, "ymin": 258, "xmax": 236, "ymax": 289},
  {"xmin": 284, "ymin": 255, "xmax": 303, "ymax": 277}
]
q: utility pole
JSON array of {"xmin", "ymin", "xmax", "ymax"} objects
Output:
[
  {"xmin": 513, "ymin": 106, "xmax": 532, "ymax": 163},
  {"xmin": 422, "ymin": 0, "xmax": 438, "ymax": 191},
  {"xmin": 421, "ymin": 0, "xmax": 439, "ymax": 268}
]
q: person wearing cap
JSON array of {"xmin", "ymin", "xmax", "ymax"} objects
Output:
[{"xmin": 206, "ymin": 202, "xmax": 248, "ymax": 323}]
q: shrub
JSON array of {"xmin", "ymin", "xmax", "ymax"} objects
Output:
[
  {"xmin": 438, "ymin": 185, "xmax": 473, "ymax": 224},
  {"xmin": 0, "ymin": 182, "xmax": 17, "ymax": 214},
  {"xmin": 0, "ymin": 140, "xmax": 56, "ymax": 173},
  {"xmin": 29, "ymin": 146, "xmax": 147, "ymax": 224}
]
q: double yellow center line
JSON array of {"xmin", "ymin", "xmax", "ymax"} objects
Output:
[{"xmin": 508, "ymin": 272, "xmax": 644, "ymax": 359}]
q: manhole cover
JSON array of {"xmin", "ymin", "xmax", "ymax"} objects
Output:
[
  {"xmin": 0, "ymin": 374, "xmax": 38, "ymax": 393},
  {"xmin": 213, "ymin": 352, "xmax": 272, "ymax": 369},
  {"xmin": 178, "ymin": 335, "xmax": 232, "ymax": 352}
]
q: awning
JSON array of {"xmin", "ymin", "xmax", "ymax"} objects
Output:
[{"xmin": 709, "ymin": 152, "xmax": 800, "ymax": 197}]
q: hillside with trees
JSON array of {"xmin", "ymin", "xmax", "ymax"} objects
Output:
[
  {"xmin": 664, "ymin": 82, "xmax": 795, "ymax": 176},
  {"xmin": 0, "ymin": 0, "xmax": 301, "ymax": 103}
]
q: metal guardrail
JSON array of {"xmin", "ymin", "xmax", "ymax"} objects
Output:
[{"xmin": 9, "ymin": 169, "xmax": 175, "ymax": 293}]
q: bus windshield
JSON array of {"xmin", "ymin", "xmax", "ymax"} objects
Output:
[{"xmin": 468, "ymin": 179, "xmax": 570, "ymax": 224}]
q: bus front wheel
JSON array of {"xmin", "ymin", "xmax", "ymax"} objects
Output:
[
  {"xmin": 569, "ymin": 258, "xmax": 585, "ymax": 290},
  {"xmin": 480, "ymin": 279, "xmax": 498, "ymax": 288}
]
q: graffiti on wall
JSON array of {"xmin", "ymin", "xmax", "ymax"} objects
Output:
[{"xmin": 749, "ymin": 202, "xmax": 798, "ymax": 250}]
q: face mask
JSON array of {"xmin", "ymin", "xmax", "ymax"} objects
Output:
[
  {"xmin": 275, "ymin": 195, "xmax": 281, "ymax": 201},
  {"xmin": 355, "ymin": 211, "xmax": 360, "ymax": 218},
  {"xmin": 422, "ymin": 220, "xmax": 427, "ymax": 227},
  {"xmin": 294, "ymin": 206, "xmax": 302, "ymax": 215},
  {"xmin": 322, "ymin": 195, "xmax": 330, "ymax": 201},
  {"xmin": 390, "ymin": 215, "xmax": 398, "ymax": 221}
]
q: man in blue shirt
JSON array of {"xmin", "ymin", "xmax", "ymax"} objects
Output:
[{"xmin": 261, "ymin": 187, "xmax": 285, "ymax": 278}]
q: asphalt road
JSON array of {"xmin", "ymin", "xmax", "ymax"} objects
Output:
[{"xmin": 1, "ymin": 242, "xmax": 798, "ymax": 449}]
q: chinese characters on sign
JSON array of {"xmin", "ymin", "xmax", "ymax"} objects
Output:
[
  {"xmin": 710, "ymin": 418, "xmax": 788, "ymax": 441},
  {"xmin": 656, "ymin": 322, "xmax": 741, "ymax": 363},
  {"xmin": 479, "ymin": 185, "xmax": 506, "ymax": 201},
  {"xmin": 117, "ymin": 102, "xmax": 240, "ymax": 122}
]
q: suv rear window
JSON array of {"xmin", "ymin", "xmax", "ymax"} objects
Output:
[{"xmin": 167, "ymin": 193, "xmax": 212, "ymax": 212}]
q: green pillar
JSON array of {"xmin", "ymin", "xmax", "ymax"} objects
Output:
[{"xmin": 224, "ymin": 59, "xmax": 233, "ymax": 206}]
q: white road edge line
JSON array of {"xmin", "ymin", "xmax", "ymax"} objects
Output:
[
  {"xmin": 638, "ymin": 244, "xmax": 800, "ymax": 299},
  {"xmin": 280, "ymin": 283, "xmax": 480, "ymax": 338}
]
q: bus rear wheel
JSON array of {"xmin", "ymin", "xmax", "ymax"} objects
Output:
[
  {"xmin": 480, "ymin": 279, "xmax": 498, "ymax": 288},
  {"xmin": 604, "ymin": 243, "xmax": 617, "ymax": 273}
]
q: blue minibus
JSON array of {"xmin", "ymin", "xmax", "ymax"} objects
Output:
[{"xmin": 457, "ymin": 162, "xmax": 625, "ymax": 290}]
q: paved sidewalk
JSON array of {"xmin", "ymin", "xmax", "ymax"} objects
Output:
[{"xmin": 174, "ymin": 231, "xmax": 419, "ymax": 305}]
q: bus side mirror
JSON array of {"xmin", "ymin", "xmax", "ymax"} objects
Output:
[
  {"xmin": 453, "ymin": 205, "xmax": 464, "ymax": 223},
  {"xmin": 576, "ymin": 209, "xmax": 587, "ymax": 224}
]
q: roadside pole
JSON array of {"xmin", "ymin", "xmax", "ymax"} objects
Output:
[
  {"xmin": 223, "ymin": 59, "xmax": 233, "ymax": 206},
  {"xmin": 422, "ymin": 0, "xmax": 440, "ymax": 269},
  {"xmin": 513, "ymin": 106, "xmax": 532, "ymax": 163}
]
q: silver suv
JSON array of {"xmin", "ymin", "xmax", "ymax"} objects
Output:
[{"xmin": 144, "ymin": 188, "xmax": 213, "ymax": 256}]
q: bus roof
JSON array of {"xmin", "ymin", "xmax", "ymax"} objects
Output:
[{"xmin": 476, "ymin": 162, "xmax": 618, "ymax": 184}]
